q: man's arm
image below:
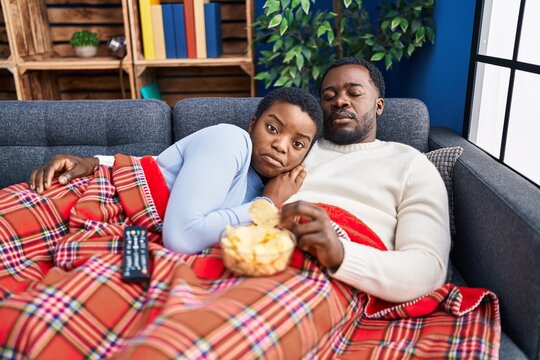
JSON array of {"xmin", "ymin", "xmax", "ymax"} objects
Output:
[{"xmin": 29, "ymin": 154, "xmax": 98, "ymax": 194}]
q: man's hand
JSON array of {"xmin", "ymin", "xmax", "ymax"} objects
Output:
[
  {"xmin": 262, "ymin": 165, "xmax": 306, "ymax": 206},
  {"xmin": 29, "ymin": 154, "xmax": 98, "ymax": 194},
  {"xmin": 280, "ymin": 201, "xmax": 344, "ymax": 270}
]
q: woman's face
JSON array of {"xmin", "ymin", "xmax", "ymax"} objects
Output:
[{"xmin": 248, "ymin": 102, "xmax": 317, "ymax": 178}]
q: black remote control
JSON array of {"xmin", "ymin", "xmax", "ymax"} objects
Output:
[{"xmin": 122, "ymin": 226, "xmax": 150, "ymax": 283}]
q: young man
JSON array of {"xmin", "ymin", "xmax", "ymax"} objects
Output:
[{"xmin": 280, "ymin": 57, "xmax": 451, "ymax": 303}]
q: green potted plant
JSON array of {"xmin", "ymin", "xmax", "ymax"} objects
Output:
[
  {"xmin": 253, "ymin": 0, "xmax": 435, "ymax": 90},
  {"xmin": 70, "ymin": 30, "xmax": 100, "ymax": 58}
]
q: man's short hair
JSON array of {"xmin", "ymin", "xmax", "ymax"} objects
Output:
[
  {"xmin": 255, "ymin": 87, "xmax": 324, "ymax": 140},
  {"xmin": 320, "ymin": 57, "xmax": 386, "ymax": 99}
]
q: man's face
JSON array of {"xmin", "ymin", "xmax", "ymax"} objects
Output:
[{"xmin": 320, "ymin": 64, "xmax": 384, "ymax": 144}]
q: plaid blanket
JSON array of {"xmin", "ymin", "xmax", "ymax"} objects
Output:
[{"xmin": 0, "ymin": 155, "xmax": 500, "ymax": 359}]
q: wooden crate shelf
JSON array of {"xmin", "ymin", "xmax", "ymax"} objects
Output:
[
  {"xmin": 0, "ymin": 0, "xmax": 254, "ymax": 102},
  {"xmin": 0, "ymin": 68, "xmax": 16, "ymax": 99},
  {"xmin": 0, "ymin": 1, "xmax": 10, "ymax": 60},
  {"xmin": 129, "ymin": 0, "xmax": 254, "ymax": 98},
  {"xmin": 19, "ymin": 68, "xmax": 131, "ymax": 100},
  {"xmin": 144, "ymin": 65, "xmax": 250, "ymax": 107},
  {"xmin": 18, "ymin": 57, "xmax": 132, "ymax": 71}
]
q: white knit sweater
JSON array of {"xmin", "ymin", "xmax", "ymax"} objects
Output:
[{"xmin": 288, "ymin": 139, "xmax": 451, "ymax": 302}]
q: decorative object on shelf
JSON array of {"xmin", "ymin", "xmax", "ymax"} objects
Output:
[
  {"xmin": 70, "ymin": 30, "xmax": 100, "ymax": 58},
  {"xmin": 108, "ymin": 36, "xmax": 127, "ymax": 59},
  {"xmin": 140, "ymin": 82, "xmax": 162, "ymax": 100},
  {"xmin": 253, "ymin": 0, "xmax": 436, "ymax": 90}
]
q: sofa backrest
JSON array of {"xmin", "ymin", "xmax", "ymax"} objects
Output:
[
  {"xmin": 173, "ymin": 97, "xmax": 430, "ymax": 152},
  {"xmin": 0, "ymin": 100, "xmax": 172, "ymax": 188}
]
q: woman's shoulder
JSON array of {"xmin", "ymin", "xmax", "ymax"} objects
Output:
[{"xmin": 199, "ymin": 123, "xmax": 249, "ymax": 139}]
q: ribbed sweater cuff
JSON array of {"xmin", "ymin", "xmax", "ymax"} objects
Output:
[{"xmin": 329, "ymin": 237, "xmax": 377, "ymax": 285}]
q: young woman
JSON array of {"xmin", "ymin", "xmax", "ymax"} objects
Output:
[{"xmin": 28, "ymin": 87, "xmax": 323, "ymax": 254}]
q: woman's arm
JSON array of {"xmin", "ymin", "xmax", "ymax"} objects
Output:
[{"xmin": 161, "ymin": 125, "xmax": 259, "ymax": 254}]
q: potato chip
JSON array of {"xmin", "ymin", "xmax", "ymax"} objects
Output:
[{"xmin": 248, "ymin": 199, "xmax": 279, "ymax": 227}]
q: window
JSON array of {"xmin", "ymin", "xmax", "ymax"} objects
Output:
[{"xmin": 465, "ymin": 0, "xmax": 540, "ymax": 185}]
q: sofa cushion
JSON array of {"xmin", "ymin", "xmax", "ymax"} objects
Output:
[
  {"xmin": 426, "ymin": 146, "xmax": 463, "ymax": 239},
  {"xmin": 173, "ymin": 98, "xmax": 430, "ymax": 152},
  {"xmin": 0, "ymin": 100, "xmax": 172, "ymax": 188}
]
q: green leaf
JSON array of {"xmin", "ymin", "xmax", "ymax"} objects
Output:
[
  {"xmin": 384, "ymin": 54, "xmax": 392, "ymax": 70},
  {"xmin": 312, "ymin": 66, "xmax": 321, "ymax": 80},
  {"xmin": 371, "ymin": 52, "xmax": 384, "ymax": 61},
  {"xmin": 426, "ymin": 27, "xmax": 435, "ymax": 43},
  {"xmin": 411, "ymin": 19, "xmax": 421, "ymax": 33},
  {"xmin": 327, "ymin": 30, "xmax": 335, "ymax": 45},
  {"xmin": 254, "ymin": 72, "xmax": 269, "ymax": 80},
  {"xmin": 317, "ymin": 25, "xmax": 326, "ymax": 37},
  {"xmin": 289, "ymin": 66, "xmax": 298, "ymax": 78},
  {"xmin": 415, "ymin": 26, "xmax": 425, "ymax": 42},
  {"xmin": 279, "ymin": 17, "xmax": 289, "ymax": 35},
  {"xmin": 300, "ymin": 0, "xmax": 310, "ymax": 14},
  {"xmin": 381, "ymin": 20, "xmax": 389, "ymax": 31},
  {"xmin": 400, "ymin": 18, "xmax": 409, "ymax": 32},
  {"xmin": 268, "ymin": 34, "xmax": 281, "ymax": 42},
  {"xmin": 273, "ymin": 39, "xmax": 283, "ymax": 52},
  {"xmin": 275, "ymin": 75, "xmax": 290, "ymax": 87},
  {"xmin": 295, "ymin": 53, "xmax": 304, "ymax": 70},
  {"xmin": 301, "ymin": 48, "xmax": 312, "ymax": 61},
  {"xmin": 266, "ymin": 1, "xmax": 280, "ymax": 15},
  {"xmin": 284, "ymin": 48, "xmax": 296, "ymax": 62},
  {"xmin": 343, "ymin": 0, "xmax": 352, "ymax": 8},
  {"xmin": 291, "ymin": 0, "xmax": 300, "ymax": 8},
  {"xmin": 407, "ymin": 43, "xmax": 415, "ymax": 56},
  {"xmin": 260, "ymin": 50, "xmax": 274, "ymax": 57},
  {"xmin": 386, "ymin": 10, "xmax": 398, "ymax": 18},
  {"xmin": 321, "ymin": 20, "xmax": 332, "ymax": 31},
  {"xmin": 391, "ymin": 17, "xmax": 400, "ymax": 31},
  {"xmin": 281, "ymin": 0, "xmax": 291, "ymax": 8},
  {"xmin": 268, "ymin": 14, "xmax": 283, "ymax": 28}
]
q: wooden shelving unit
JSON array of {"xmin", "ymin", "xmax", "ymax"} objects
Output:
[
  {"xmin": 0, "ymin": 0, "xmax": 255, "ymax": 105},
  {"xmin": 128, "ymin": 0, "xmax": 254, "ymax": 106},
  {"xmin": 0, "ymin": 0, "xmax": 17, "ymax": 100}
]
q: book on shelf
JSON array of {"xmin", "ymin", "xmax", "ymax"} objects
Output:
[
  {"xmin": 161, "ymin": 4, "xmax": 177, "ymax": 58},
  {"xmin": 183, "ymin": 0, "xmax": 197, "ymax": 58},
  {"xmin": 193, "ymin": 0, "xmax": 207, "ymax": 58},
  {"xmin": 204, "ymin": 2, "xmax": 222, "ymax": 58},
  {"xmin": 151, "ymin": 5, "xmax": 167, "ymax": 60},
  {"xmin": 172, "ymin": 4, "xmax": 187, "ymax": 58},
  {"xmin": 139, "ymin": 0, "xmax": 160, "ymax": 60}
]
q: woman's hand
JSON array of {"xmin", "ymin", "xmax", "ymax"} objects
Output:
[
  {"xmin": 280, "ymin": 201, "xmax": 345, "ymax": 271},
  {"xmin": 262, "ymin": 164, "xmax": 306, "ymax": 206},
  {"xmin": 29, "ymin": 154, "xmax": 98, "ymax": 194}
]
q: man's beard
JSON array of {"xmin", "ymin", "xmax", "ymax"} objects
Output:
[{"xmin": 323, "ymin": 110, "xmax": 376, "ymax": 145}]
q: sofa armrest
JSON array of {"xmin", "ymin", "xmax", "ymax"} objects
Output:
[{"xmin": 429, "ymin": 127, "xmax": 540, "ymax": 360}]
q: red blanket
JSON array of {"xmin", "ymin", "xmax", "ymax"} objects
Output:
[{"xmin": 0, "ymin": 155, "xmax": 500, "ymax": 359}]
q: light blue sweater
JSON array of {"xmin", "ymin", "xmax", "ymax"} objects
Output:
[{"xmin": 157, "ymin": 124, "xmax": 263, "ymax": 254}]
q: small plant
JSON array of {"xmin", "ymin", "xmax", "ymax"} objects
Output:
[{"xmin": 70, "ymin": 30, "xmax": 100, "ymax": 48}]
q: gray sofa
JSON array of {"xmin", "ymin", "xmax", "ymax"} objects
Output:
[{"xmin": 0, "ymin": 99, "xmax": 538, "ymax": 359}]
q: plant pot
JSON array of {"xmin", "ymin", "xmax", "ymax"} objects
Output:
[{"xmin": 75, "ymin": 46, "xmax": 97, "ymax": 58}]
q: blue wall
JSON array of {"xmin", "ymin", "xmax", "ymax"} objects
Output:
[
  {"xmin": 253, "ymin": 1, "xmax": 477, "ymax": 134},
  {"xmin": 383, "ymin": 0, "xmax": 476, "ymax": 134}
]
